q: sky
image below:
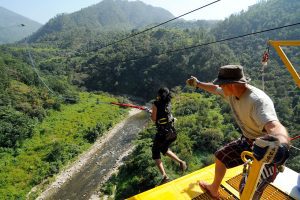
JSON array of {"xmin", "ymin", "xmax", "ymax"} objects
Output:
[{"xmin": 0, "ymin": 0, "xmax": 259, "ymax": 24}]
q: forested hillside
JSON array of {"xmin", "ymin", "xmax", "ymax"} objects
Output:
[
  {"xmin": 0, "ymin": 7, "xmax": 41, "ymax": 44},
  {"xmin": 0, "ymin": 0, "xmax": 299, "ymax": 199},
  {"xmin": 0, "ymin": 44, "xmax": 129, "ymax": 199},
  {"xmin": 75, "ymin": 0, "xmax": 300, "ymax": 100},
  {"xmin": 80, "ymin": 28, "xmax": 237, "ymax": 99},
  {"xmin": 27, "ymin": 0, "xmax": 174, "ymax": 45}
]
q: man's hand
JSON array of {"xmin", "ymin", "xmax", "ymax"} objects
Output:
[
  {"xmin": 253, "ymin": 135, "xmax": 280, "ymax": 164},
  {"xmin": 144, "ymin": 107, "xmax": 152, "ymax": 114},
  {"xmin": 186, "ymin": 76, "xmax": 200, "ymax": 87}
]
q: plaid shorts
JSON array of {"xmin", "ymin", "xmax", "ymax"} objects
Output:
[{"xmin": 215, "ymin": 137, "xmax": 252, "ymax": 168}]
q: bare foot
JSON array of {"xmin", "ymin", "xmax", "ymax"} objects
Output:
[{"xmin": 199, "ymin": 181, "xmax": 220, "ymax": 199}]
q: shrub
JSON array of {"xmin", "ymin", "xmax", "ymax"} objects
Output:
[
  {"xmin": 83, "ymin": 122, "xmax": 106, "ymax": 143},
  {"xmin": 0, "ymin": 107, "xmax": 34, "ymax": 148}
]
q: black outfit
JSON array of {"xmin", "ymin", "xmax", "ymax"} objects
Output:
[{"xmin": 152, "ymin": 100, "xmax": 177, "ymax": 160}]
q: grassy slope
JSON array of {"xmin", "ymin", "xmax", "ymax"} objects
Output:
[{"xmin": 0, "ymin": 92, "xmax": 128, "ymax": 199}]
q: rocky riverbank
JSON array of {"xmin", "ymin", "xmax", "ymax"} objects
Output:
[{"xmin": 30, "ymin": 109, "xmax": 148, "ymax": 200}]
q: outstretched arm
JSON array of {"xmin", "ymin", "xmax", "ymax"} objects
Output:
[
  {"xmin": 151, "ymin": 104, "xmax": 157, "ymax": 122},
  {"xmin": 186, "ymin": 76, "xmax": 220, "ymax": 95}
]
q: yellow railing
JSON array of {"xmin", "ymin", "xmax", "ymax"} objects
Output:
[{"xmin": 269, "ymin": 40, "xmax": 300, "ymax": 88}]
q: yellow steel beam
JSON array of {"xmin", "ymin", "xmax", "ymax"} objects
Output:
[
  {"xmin": 239, "ymin": 151, "xmax": 265, "ymax": 200},
  {"xmin": 269, "ymin": 40, "xmax": 300, "ymax": 88}
]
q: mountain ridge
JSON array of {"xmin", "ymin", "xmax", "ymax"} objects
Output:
[
  {"xmin": 0, "ymin": 6, "xmax": 42, "ymax": 44},
  {"xmin": 27, "ymin": 0, "xmax": 176, "ymax": 43}
]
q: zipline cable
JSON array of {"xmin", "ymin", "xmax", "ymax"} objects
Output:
[
  {"xmin": 22, "ymin": 26, "xmax": 77, "ymax": 102},
  {"xmin": 290, "ymin": 135, "xmax": 300, "ymax": 151},
  {"xmin": 96, "ymin": 22, "xmax": 300, "ymax": 66},
  {"xmin": 291, "ymin": 145, "xmax": 300, "ymax": 151},
  {"xmin": 93, "ymin": 0, "xmax": 221, "ymax": 52},
  {"xmin": 0, "ymin": 23, "xmax": 25, "ymax": 30},
  {"xmin": 24, "ymin": 39, "xmax": 55, "ymax": 95}
]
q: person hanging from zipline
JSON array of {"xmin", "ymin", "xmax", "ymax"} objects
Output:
[
  {"xmin": 150, "ymin": 87, "xmax": 187, "ymax": 185},
  {"xmin": 186, "ymin": 65, "xmax": 290, "ymax": 199}
]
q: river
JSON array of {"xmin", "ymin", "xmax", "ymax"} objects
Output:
[{"xmin": 37, "ymin": 109, "xmax": 149, "ymax": 200}]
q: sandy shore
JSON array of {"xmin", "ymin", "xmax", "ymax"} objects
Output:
[{"xmin": 30, "ymin": 109, "xmax": 142, "ymax": 200}]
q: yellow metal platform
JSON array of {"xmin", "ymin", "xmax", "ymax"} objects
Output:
[
  {"xmin": 127, "ymin": 164, "xmax": 296, "ymax": 200},
  {"xmin": 127, "ymin": 164, "xmax": 241, "ymax": 200}
]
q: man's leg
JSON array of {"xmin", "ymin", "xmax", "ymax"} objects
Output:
[
  {"xmin": 199, "ymin": 158, "xmax": 226, "ymax": 197},
  {"xmin": 200, "ymin": 138, "xmax": 250, "ymax": 197}
]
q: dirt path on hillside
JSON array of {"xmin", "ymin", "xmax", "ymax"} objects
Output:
[{"xmin": 33, "ymin": 109, "xmax": 149, "ymax": 200}]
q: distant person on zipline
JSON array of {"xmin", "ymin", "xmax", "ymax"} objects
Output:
[
  {"xmin": 150, "ymin": 87, "xmax": 187, "ymax": 185},
  {"xmin": 186, "ymin": 65, "xmax": 290, "ymax": 199}
]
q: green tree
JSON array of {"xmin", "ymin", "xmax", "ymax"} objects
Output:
[{"xmin": 0, "ymin": 107, "xmax": 34, "ymax": 148}]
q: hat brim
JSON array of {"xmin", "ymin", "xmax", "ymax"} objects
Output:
[{"xmin": 213, "ymin": 77, "xmax": 251, "ymax": 85}]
